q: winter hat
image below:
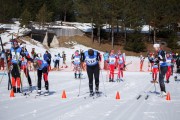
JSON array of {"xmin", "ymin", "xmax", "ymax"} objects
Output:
[
  {"xmin": 11, "ymin": 39, "xmax": 18, "ymax": 46},
  {"xmin": 75, "ymin": 50, "xmax": 79, "ymax": 56},
  {"xmin": 88, "ymin": 49, "xmax": 94, "ymax": 56}
]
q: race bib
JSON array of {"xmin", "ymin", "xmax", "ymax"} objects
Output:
[
  {"xmin": 74, "ymin": 57, "xmax": 80, "ymax": 63},
  {"xmin": 86, "ymin": 58, "xmax": 97, "ymax": 65},
  {"xmin": 12, "ymin": 52, "xmax": 20, "ymax": 60},
  {"xmin": 109, "ymin": 58, "xmax": 116, "ymax": 63}
]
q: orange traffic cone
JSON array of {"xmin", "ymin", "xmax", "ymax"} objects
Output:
[
  {"xmin": 62, "ymin": 90, "xmax": 67, "ymax": 99},
  {"xmin": 166, "ymin": 92, "xmax": 171, "ymax": 101},
  {"xmin": 10, "ymin": 89, "xmax": 15, "ymax": 97},
  {"xmin": 116, "ymin": 91, "xmax": 120, "ymax": 100}
]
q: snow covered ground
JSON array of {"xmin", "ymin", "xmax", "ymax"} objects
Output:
[
  {"xmin": 0, "ymin": 69, "xmax": 180, "ymax": 120},
  {"xmin": 0, "ymin": 22, "xmax": 180, "ymax": 120}
]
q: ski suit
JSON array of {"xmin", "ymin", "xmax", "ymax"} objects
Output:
[
  {"xmin": 158, "ymin": 50, "xmax": 167, "ymax": 93},
  {"xmin": 35, "ymin": 59, "xmax": 49, "ymax": 91},
  {"xmin": 166, "ymin": 56, "xmax": 172, "ymax": 82},
  {"xmin": 117, "ymin": 54, "xmax": 125, "ymax": 79},
  {"xmin": 20, "ymin": 48, "xmax": 33, "ymax": 87},
  {"xmin": 83, "ymin": 50, "xmax": 101, "ymax": 93},
  {"xmin": 108, "ymin": 54, "xmax": 116, "ymax": 81},
  {"xmin": 10, "ymin": 45, "xmax": 22, "ymax": 93},
  {"xmin": 152, "ymin": 57, "xmax": 159, "ymax": 81},
  {"xmin": 72, "ymin": 54, "xmax": 81, "ymax": 78},
  {"xmin": 103, "ymin": 52, "xmax": 109, "ymax": 70}
]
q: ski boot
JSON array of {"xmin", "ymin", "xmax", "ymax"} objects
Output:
[
  {"xmin": 36, "ymin": 90, "xmax": 41, "ymax": 96},
  {"xmin": 166, "ymin": 80, "xmax": 170, "ymax": 83},
  {"xmin": 116, "ymin": 78, "xmax": 120, "ymax": 82},
  {"xmin": 13, "ymin": 87, "xmax": 17, "ymax": 93},
  {"xmin": 44, "ymin": 90, "xmax": 49, "ymax": 96},
  {"xmin": 95, "ymin": 87, "xmax": 99, "ymax": 94},
  {"xmin": 17, "ymin": 88, "xmax": 21, "ymax": 93},
  {"xmin": 89, "ymin": 92, "xmax": 94, "ymax": 97},
  {"xmin": 74, "ymin": 73, "xmax": 77, "ymax": 79},
  {"xmin": 78, "ymin": 73, "xmax": 81, "ymax": 79},
  {"xmin": 174, "ymin": 76, "xmax": 177, "ymax": 81},
  {"xmin": 160, "ymin": 91, "xmax": 167, "ymax": 97}
]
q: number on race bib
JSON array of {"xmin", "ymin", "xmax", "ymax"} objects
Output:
[
  {"xmin": 109, "ymin": 58, "xmax": 115, "ymax": 63},
  {"xmin": 86, "ymin": 58, "xmax": 97, "ymax": 65}
]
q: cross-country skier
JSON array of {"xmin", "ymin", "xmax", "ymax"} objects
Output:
[
  {"xmin": 43, "ymin": 51, "xmax": 51, "ymax": 71},
  {"xmin": 151, "ymin": 55, "xmax": 159, "ymax": 83},
  {"xmin": 6, "ymin": 49, "xmax": 12, "ymax": 70},
  {"xmin": 20, "ymin": 46, "xmax": 33, "ymax": 90},
  {"xmin": 31, "ymin": 48, "xmax": 37, "ymax": 60},
  {"xmin": 108, "ymin": 50, "xmax": 116, "ymax": 82},
  {"xmin": 53, "ymin": 54, "xmax": 61, "ymax": 71},
  {"xmin": 10, "ymin": 39, "xmax": 22, "ymax": 93},
  {"xmin": 117, "ymin": 50, "xmax": 125, "ymax": 81},
  {"xmin": 80, "ymin": 49, "xmax": 86, "ymax": 71},
  {"xmin": 61, "ymin": 51, "xmax": 68, "ymax": 68},
  {"xmin": 148, "ymin": 52, "xmax": 154, "ymax": 71},
  {"xmin": 103, "ymin": 51, "xmax": 109, "ymax": 70},
  {"xmin": 154, "ymin": 44, "xmax": 168, "ymax": 96},
  {"xmin": 72, "ymin": 50, "xmax": 81, "ymax": 79},
  {"xmin": 33, "ymin": 58, "xmax": 49, "ymax": 96},
  {"xmin": 171, "ymin": 52, "xmax": 176, "ymax": 75},
  {"xmin": 140, "ymin": 55, "xmax": 145, "ymax": 71},
  {"xmin": 165, "ymin": 52, "xmax": 172, "ymax": 83},
  {"xmin": 176, "ymin": 53, "xmax": 180, "ymax": 72},
  {"xmin": 82, "ymin": 49, "xmax": 101, "ymax": 96},
  {"xmin": 0, "ymin": 50, "xmax": 5, "ymax": 70}
]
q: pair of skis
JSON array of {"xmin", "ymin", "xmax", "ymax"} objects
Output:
[
  {"xmin": 22, "ymin": 91, "xmax": 49, "ymax": 98},
  {"xmin": 84, "ymin": 92, "xmax": 103, "ymax": 99},
  {"xmin": 136, "ymin": 94, "xmax": 149, "ymax": 100},
  {"xmin": 35, "ymin": 92, "xmax": 49, "ymax": 98}
]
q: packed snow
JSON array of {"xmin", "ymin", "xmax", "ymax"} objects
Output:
[{"xmin": 0, "ymin": 22, "xmax": 180, "ymax": 120}]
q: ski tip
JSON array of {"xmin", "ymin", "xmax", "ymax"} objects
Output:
[
  {"xmin": 137, "ymin": 95, "xmax": 142, "ymax": 100},
  {"xmin": 145, "ymin": 95, "xmax": 149, "ymax": 100}
]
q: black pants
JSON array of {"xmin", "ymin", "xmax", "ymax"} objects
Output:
[
  {"xmin": 37, "ymin": 67, "xmax": 49, "ymax": 90},
  {"xmin": 23, "ymin": 67, "xmax": 32, "ymax": 86},
  {"xmin": 171, "ymin": 65, "xmax": 174, "ymax": 75},
  {"xmin": 86, "ymin": 64, "xmax": 100, "ymax": 93},
  {"xmin": 46, "ymin": 60, "xmax": 51, "ymax": 66},
  {"xmin": 159, "ymin": 66, "xmax": 167, "ymax": 92},
  {"xmin": 11, "ymin": 63, "xmax": 20, "ymax": 78},
  {"xmin": 54, "ymin": 60, "xmax": 59, "ymax": 68}
]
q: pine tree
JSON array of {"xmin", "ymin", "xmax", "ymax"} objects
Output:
[
  {"xmin": 20, "ymin": 9, "xmax": 31, "ymax": 27},
  {"xmin": 36, "ymin": 4, "xmax": 53, "ymax": 27}
]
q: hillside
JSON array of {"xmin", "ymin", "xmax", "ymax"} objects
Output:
[{"xmin": 57, "ymin": 35, "xmax": 172, "ymax": 56}]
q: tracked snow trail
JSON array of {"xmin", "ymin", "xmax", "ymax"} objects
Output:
[{"xmin": 2, "ymin": 71, "xmax": 175, "ymax": 120}]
